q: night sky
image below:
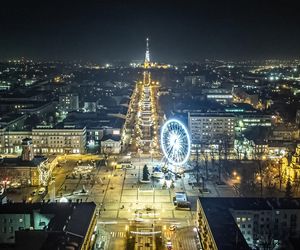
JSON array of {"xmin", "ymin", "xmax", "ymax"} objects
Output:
[{"xmin": 0, "ymin": 0, "xmax": 300, "ymax": 62}]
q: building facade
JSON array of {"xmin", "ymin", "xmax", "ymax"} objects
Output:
[
  {"xmin": 58, "ymin": 93, "xmax": 79, "ymax": 112},
  {"xmin": 188, "ymin": 112, "xmax": 235, "ymax": 149},
  {"xmin": 0, "ymin": 202, "xmax": 97, "ymax": 250},
  {"xmin": 196, "ymin": 197, "xmax": 300, "ymax": 250},
  {"xmin": 32, "ymin": 126, "xmax": 86, "ymax": 154},
  {"xmin": 100, "ymin": 135, "xmax": 121, "ymax": 154}
]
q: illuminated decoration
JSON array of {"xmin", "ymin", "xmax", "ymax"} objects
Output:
[
  {"xmin": 59, "ymin": 197, "xmax": 68, "ymax": 203},
  {"xmin": 161, "ymin": 119, "xmax": 191, "ymax": 166},
  {"xmin": 145, "ymin": 37, "xmax": 150, "ymax": 65},
  {"xmin": 38, "ymin": 162, "xmax": 50, "ymax": 186}
]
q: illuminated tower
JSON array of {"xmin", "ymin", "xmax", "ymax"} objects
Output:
[
  {"xmin": 145, "ymin": 37, "xmax": 150, "ymax": 63},
  {"xmin": 143, "ymin": 38, "xmax": 151, "ymax": 86},
  {"xmin": 144, "ymin": 37, "xmax": 150, "ymax": 68}
]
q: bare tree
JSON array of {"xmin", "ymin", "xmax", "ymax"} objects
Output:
[{"xmin": 194, "ymin": 144, "xmax": 201, "ymax": 184}]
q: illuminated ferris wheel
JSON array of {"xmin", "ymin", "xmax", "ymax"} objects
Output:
[{"xmin": 161, "ymin": 119, "xmax": 191, "ymax": 166}]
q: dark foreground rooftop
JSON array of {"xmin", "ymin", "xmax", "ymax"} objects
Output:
[
  {"xmin": 0, "ymin": 202, "xmax": 96, "ymax": 250},
  {"xmin": 199, "ymin": 197, "xmax": 300, "ymax": 250}
]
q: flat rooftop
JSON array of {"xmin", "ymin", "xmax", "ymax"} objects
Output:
[
  {"xmin": 199, "ymin": 197, "xmax": 300, "ymax": 250},
  {"xmin": 0, "ymin": 202, "xmax": 96, "ymax": 249}
]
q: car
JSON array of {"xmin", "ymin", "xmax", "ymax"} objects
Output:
[
  {"xmin": 169, "ymin": 225, "xmax": 177, "ymax": 231},
  {"xmin": 38, "ymin": 187, "xmax": 46, "ymax": 195},
  {"xmin": 134, "ymin": 217, "xmax": 144, "ymax": 223},
  {"xmin": 10, "ymin": 182, "xmax": 21, "ymax": 188},
  {"xmin": 152, "ymin": 171, "xmax": 164, "ymax": 178}
]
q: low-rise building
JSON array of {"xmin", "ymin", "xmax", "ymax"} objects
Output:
[
  {"xmin": 0, "ymin": 125, "xmax": 87, "ymax": 155},
  {"xmin": 271, "ymin": 125, "xmax": 300, "ymax": 141},
  {"xmin": 0, "ymin": 139, "xmax": 56, "ymax": 186},
  {"xmin": 32, "ymin": 125, "xmax": 86, "ymax": 154},
  {"xmin": 0, "ymin": 129, "xmax": 32, "ymax": 154},
  {"xmin": 100, "ymin": 134, "xmax": 121, "ymax": 154},
  {"xmin": 285, "ymin": 144, "xmax": 300, "ymax": 185},
  {"xmin": 0, "ymin": 202, "xmax": 97, "ymax": 250}
]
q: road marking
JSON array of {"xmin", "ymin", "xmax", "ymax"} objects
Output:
[{"xmin": 109, "ymin": 231, "xmax": 127, "ymax": 238}]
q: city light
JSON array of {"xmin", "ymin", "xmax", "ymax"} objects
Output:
[{"xmin": 1, "ymin": 3, "xmax": 300, "ymax": 250}]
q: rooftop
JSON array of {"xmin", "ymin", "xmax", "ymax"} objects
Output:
[
  {"xmin": 0, "ymin": 156, "xmax": 47, "ymax": 168},
  {"xmin": 0, "ymin": 202, "xmax": 96, "ymax": 249},
  {"xmin": 101, "ymin": 134, "xmax": 121, "ymax": 141},
  {"xmin": 199, "ymin": 197, "xmax": 300, "ymax": 250}
]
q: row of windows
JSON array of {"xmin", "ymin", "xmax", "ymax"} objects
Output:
[
  {"xmin": 2, "ymin": 218, "xmax": 23, "ymax": 223},
  {"xmin": 191, "ymin": 118, "xmax": 234, "ymax": 121},
  {"xmin": 32, "ymin": 132, "xmax": 83, "ymax": 136},
  {"xmin": 33, "ymin": 141, "xmax": 80, "ymax": 145},
  {"xmin": 2, "ymin": 226, "xmax": 14, "ymax": 233},
  {"xmin": 236, "ymin": 217, "xmax": 251, "ymax": 222}
]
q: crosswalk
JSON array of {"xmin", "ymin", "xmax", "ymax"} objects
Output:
[{"xmin": 110, "ymin": 231, "xmax": 127, "ymax": 238}]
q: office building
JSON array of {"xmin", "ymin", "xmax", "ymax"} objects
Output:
[
  {"xmin": 58, "ymin": 93, "xmax": 79, "ymax": 112},
  {"xmin": 197, "ymin": 197, "xmax": 300, "ymax": 250},
  {"xmin": 32, "ymin": 126, "xmax": 86, "ymax": 154},
  {"xmin": 188, "ymin": 112, "xmax": 235, "ymax": 148}
]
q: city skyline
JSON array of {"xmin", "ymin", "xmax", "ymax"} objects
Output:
[
  {"xmin": 1, "ymin": 0, "xmax": 300, "ymax": 62},
  {"xmin": 1, "ymin": 1, "xmax": 300, "ymax": 250}
]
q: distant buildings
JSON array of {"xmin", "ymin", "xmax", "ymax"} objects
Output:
[
  {"xmin": 0, "ymin": 112, "xmax": 126, "ymax": 155},
  {"xmin": 197, "ymin": 197, "xmax": 300, "ymax": 250},
  {"xmin": 0, "ymin": 202, "xmax": 97, "ymax": 250},
  {"xmin": 203, "ymin": 88, "xmax": 233, "ymax": 105},
  {"xmin": 184, "ymin": 75, "xmax": 206, "ymax": 87},
  {"xmin": 58, "ymin": 93, "xmax": 79, "ymax": 113},
  {"xmin": 83, "ymin": 101, "xmax": 97, "ymax": 112}
]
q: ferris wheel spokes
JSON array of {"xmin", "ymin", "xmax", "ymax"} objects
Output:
[{"xmin": 161, "ymin": 119, "xmax": 191, "ymax": 166}]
